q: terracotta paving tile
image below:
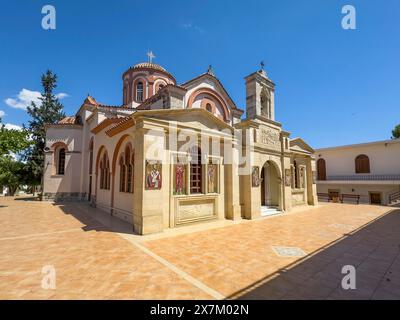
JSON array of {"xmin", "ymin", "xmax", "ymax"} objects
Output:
[
  {"xmin": 1, "ymin": 197, "xmax": 400, "ymax": 300},
  {"xmin": 142, "ymin": 203, "xmax": 400, "ymax": 300},
  {"xmin": 0, "ymin": 197, "xmax": 211, "ymax": 300}
]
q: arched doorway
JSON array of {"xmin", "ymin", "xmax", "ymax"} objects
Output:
[{"xmin": 260, "ymin": 161, "xmax": 281, "ymax": 215}]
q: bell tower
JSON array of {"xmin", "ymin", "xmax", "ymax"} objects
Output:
[{"xmin": 245, "ymin": 62, "xmax": 275, "ymax": 120}]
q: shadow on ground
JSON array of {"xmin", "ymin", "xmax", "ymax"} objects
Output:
[
  {"xmin": 227, "ymin": 208, "xmax": 400, "ymax": 300},
  {"xmin": 54, "ymin": 201, "xmax": 135, "ymax": 236},
  {"xmin": 13, "ymin": 196, "xmax": 39, "ymax": 201}
]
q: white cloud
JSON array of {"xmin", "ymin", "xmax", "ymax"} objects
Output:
[
  {"xmin": 5, "ymin": 89, "xmax": 41, "ymax": 110},
  {"xmin": 5, "ymin": 88, "xmax": 68, "ymax": 110},
  {"xmin": 181, "ymin": 23, "xmax": 205, "ymax": 34},
  {"xmin": 0, "ymin": 110, "xmax": 5, "ymax": 118},
  {"xmin": 4, "ymin": 123, "xmax": 22, "ymax": 131},
  {"xmin": 56, "ymin": 92, "xmax": 69, "ymax": 99}
]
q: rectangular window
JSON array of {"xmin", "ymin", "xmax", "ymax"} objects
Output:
[
  {"xmin": 190, "ymin": 147, "xmax": 202, "ymax": 194},
  {"xmin": 190, "ymin": 163, "xmax": 202, "ymax": 194}
]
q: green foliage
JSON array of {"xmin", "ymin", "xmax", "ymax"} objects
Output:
[
  {"xmin": 0, "ymin": 121, "xmax": 31, "ymax": 156},
  {"xmin": 25, "ymin": 70, "xmax": 65, "ymax": 185},
  {"xmin": 392, "ymin": 124, "xmax": 400, "ymax": 139},
  {"xmin": 0, "ymin": 156, "xmax": 26, "ymax": 196},
  {"xmin": 0, "ymin": 120, "xmax": 32, "ymax": 195}
]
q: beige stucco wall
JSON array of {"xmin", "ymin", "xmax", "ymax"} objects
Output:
[
  {"xmin": 43, "ymin": 126, "xmax": 83, "ymax": 198},
  {"xmin": 317, "ymin": 183, "xmax": 399, "ymax": 205},
  {"xmin": 315, "ymin": 140, "xmax": 400, "ymax": 205},
  {"xmin": 316, "ymin": 141, "xmax": 400, "ymax": 176}
]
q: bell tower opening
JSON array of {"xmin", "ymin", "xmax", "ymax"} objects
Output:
[{"xmin": 245, "ymin": 63, "xmax": 275, "ymax": 121}]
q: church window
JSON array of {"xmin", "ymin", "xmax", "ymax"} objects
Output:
[
  {"xmin": 100, "ymin": 151, "xmax": 110, "ymax": 190},
  {"xmin": 206, "ymin": 103, "xmax": 212, "ymax": 113},
  {"xmin": 355, "ymin": 154, "xmax": 370, "ymax": 174},
  {"xmin": 190, "ymin": 147, "xmax": 203, "ymax": 194},
  {"xmin": 119, "ymin": 156, "xmax": 126, "ymax": 192},
  {"xmin": 57, "ymin": 148, "xmax": 66, "ymax": 175},
  {"xmin": 136, "ymin": 81, "xmax": 144, "ymax": 102},
  {"xmin": 119, "ymin": 146, "xmax": 134, "ymax": 193}
]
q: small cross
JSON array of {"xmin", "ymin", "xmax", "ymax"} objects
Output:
[
  {"xmin": 147, "ymin": 51, "xmax": 156, "ymax": 63},
  {"xmin": 260, "ymin": 61, "xmax": 265, "ymax": 70}
]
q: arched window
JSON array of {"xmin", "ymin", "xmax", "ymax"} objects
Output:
[
  {"xmin": 355, "ymin": 154, "xmax": 370, "ymax": 174},
  {"xmin": 119, "ymin": 156, "xmax": 126, "ymax": 192},
  {"xmin": 317, "ymin": 158, "xmax": 326, "ymax": 181},
  {"xmin": 100, "ymin": 160, "xmax": 104, "ymax": 189},
  {"xmin": 57, "ymin": 148, "xmax": 66, "ymax": 175},
  {"xmin": 118, "ymin": 146, "xmax": 134, "ymax": 193},
  {"xmin": 99, "ymin": 151, "xmax": 110, "ymax": 190},
  {"xmin": 106, "ymin": 159, "xmax": 110, "ymax": 189},
  {"xmin": 136, "ymin": 81, "xmax": 144, "ymax": 102},
  {"xmin": 206, "ymin": 103, "xmax": 212, "ymax": 113},
  {"xmin": 125, "ymin": 146, "xmax": 131, "ymax": 193},
  {"xmin": 190, "ymin": 146, "xmax": 202, "ymax": 194}
]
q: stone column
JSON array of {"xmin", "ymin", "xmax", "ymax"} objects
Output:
[
  {"xmin": 282, "ymin": 155, "xmax": 292, "ymax": 212},
  {"xmin": 306, "ymin": 157, "xmax": 318, "ymax": 205},
  {"xmin": 133, "ymin": 125, "xmax": 165, "ymax": 234},
  {"xmin": 224, "ymin": 140, "xmax": 241, "ymax": 220}
]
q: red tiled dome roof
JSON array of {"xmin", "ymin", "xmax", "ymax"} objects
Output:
[{"xmin": 132, "ymin": 62, "xmax": 167, "ymax": 72}]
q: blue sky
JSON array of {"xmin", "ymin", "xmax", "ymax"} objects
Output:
[{"xmin": 0, "ymin": 0, "xmax": 399, "ymax": 148}]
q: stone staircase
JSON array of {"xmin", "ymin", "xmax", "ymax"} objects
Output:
[
  {"xmin": 389, "ymin": 190, "xmax": 400, "ymax": 205},
  {"xmin": 261, "ymin": 206, "xmax": 281, "ymax": 217}
]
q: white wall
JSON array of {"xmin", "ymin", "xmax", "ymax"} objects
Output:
[
  {"xmin": 316, "ymin": 141, "xmax": 400, "ymax": 176},
  {"xmin": 43, "ymin": 126, "xmax": 83, "ymax": 195}
]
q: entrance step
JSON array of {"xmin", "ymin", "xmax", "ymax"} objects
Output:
[{"xmin": 260, "ymin": 206, "xmax": 281, "ymax": 217}]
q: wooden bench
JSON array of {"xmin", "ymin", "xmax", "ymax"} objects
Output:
[
  {"xmin": 340, "ymin": 194, "xmax": 360, "ymax": 204},
  {"xmin": 317, "ymin": 193, "xmax": 331, "ymax": 202}
]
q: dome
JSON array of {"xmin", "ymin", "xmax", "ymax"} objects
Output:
[{"xmin": 132, "ymin": 62, "xmax": 167, "ymax": 72}]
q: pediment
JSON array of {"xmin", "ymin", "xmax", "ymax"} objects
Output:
[{"xmin": 290, "ymin": 138, "xmax": 315, "ymax": 154}]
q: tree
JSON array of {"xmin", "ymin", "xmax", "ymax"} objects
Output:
[
  {"xmin": 392, "ymin": 124, "xmax": 400, "ymax": 139},
  {"xmin": 0, "ymin": 121, "xmax": 32, "ymax": 195},
  {"xmin": 0, "ymin": 156, "xmax": 26, "ymax": 196},
  {"xmin": 0, "ymin": 121, "xmax": 31, "ymax": 157},
  {"xmin": 25, "ymin": 70, "xmax": 65, "ymax": 186}
]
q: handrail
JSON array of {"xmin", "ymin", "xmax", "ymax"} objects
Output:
[
  {"xmin": 389, "ymin": 191, "xmax": 400, "ymax": 203},
  {"xmin": 322, "ymin": 174, "xmax": 400, "ymax": 181}
]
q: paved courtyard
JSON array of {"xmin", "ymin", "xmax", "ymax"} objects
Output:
[{"xmin": 0, "ymin": 196, "xmax": 399, "ymax": 300}]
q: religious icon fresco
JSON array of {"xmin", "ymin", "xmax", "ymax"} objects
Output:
[
  {"xmin": 252, "ymin": 166, "xmax": 260, "ymax": 187},
  {"xmin": 207, "ymin": 163, "xmax": 218, "ymax": 193},
  {"xmin": 173, "ymin": 163, "xmax": 186, "ymax": 195},
  {"xmin": 145, "ymin": 160, "xmax": 162, "ymax": 190}
]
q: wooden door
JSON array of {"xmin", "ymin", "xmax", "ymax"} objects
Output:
[
  {"xmin": 317, "ymin": 159, "xmax": 326, "ymax": 181},
  {"xmin": 370, "ymin": 193, "xmax": 381, "ymax": 205},
  {"xmin": 261, "ymin": 167, "xmax": 265, "ymax": 206}
]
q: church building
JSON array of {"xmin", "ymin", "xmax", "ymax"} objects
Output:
[{"xmin": 43, "ymin": 56, "xmax": 318, "ymax": 234}]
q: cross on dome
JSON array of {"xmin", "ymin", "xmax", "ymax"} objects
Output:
[{"xmin": 147, "ymin": 51, "xmax": 156, "ymax": 63}]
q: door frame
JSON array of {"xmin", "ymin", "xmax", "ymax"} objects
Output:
[{"xmin": 369, "ymin": 192, "xmax": 382, "ymax": 205}]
